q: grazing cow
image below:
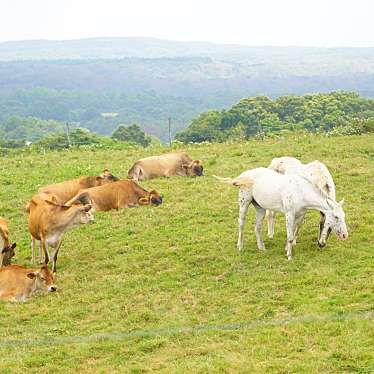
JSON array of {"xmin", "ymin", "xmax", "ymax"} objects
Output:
[
  {"xmin": 128, "ymin": 152, "xmax": 203, "ymax": 181},
  {"xmin": 28, "ymin": 195, "xmax": 94, "ymax": 272},
  {"xmin": 0, "ymin": 217, "xmax": 16, "ymax": 267},
  {"xmin": 66, "ymin": 180, "xmax": 163, "ymax": 211},
  {"xmin": 0, "ymin": 264, "xmax": 56, "ymax": 302},
  {"xmin": 38, "ymin": 169, "xmax": 119, "ymax": 203}
]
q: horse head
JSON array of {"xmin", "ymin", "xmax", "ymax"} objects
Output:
[{"xmin": 318, "ymin": 198, "xmax": 348, "ymax": 247}]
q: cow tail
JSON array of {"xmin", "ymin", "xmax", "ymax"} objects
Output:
[{"xmin": 128, "ymin": 164, "xmax": 141, "ymax": 181}]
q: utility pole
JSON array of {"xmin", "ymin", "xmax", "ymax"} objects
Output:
[
  {"xmin": 168, "ymin": 117, "xmax": 172, "ymax": 146},
  {"xmin": 66, "ymin": 122, "xmax": 71, "ymax": 148}
]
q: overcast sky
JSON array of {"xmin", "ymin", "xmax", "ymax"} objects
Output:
[{"xmin": 0, "ymin": 0, "xmax": 373, "ymax": 47}]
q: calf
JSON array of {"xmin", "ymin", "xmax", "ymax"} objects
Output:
[
  {"xmin": 66, "ymin": 180, "xmax": 163, "ymax": 211},
  {"xmin": 128, "ymin": 152, "xmax": 203, "ymax": 181},
  {"xmin": 0, "ymin": 264, "xmax": 56, "ymax": 302},
  {"xmin": 39, "ymin": 169, "xmax": 119, "ymax": 203},
  {"xmin": 0, "ymin": 217, "xmax": 16, "ymax": 267},
  {"xmin": 28, "ymin": 195, "xmax": 94, "ymax": 272}
]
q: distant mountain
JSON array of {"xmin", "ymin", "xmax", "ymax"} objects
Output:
[
  {"xmin": 0, "ymin": 37, "xmax": 373, "ymax": 141},
  {"xmin": 1, "ymin": 37, "xmax": 374, "ymax": 76}
]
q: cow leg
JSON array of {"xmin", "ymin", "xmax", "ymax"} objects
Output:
[
  {"xmin": 51, "ymin": 239, "xmax": 63, "ymax": 273},
  {"xmin": 285, "ymin": 212, "xmax": 296, "ymax": 260},
  {"xmin": 267, "ymin": 210, "xmax": 276, "ymax": 239},
  {"xmin": 31, "ymin": 237, "xmax": 36, "ymax": 263},
  {"xmin": 41, "ymin": 239, "xmax": 50, "ymax": 265},
  {"xmin": 39, "ymin": 240, "xmax": 43, "ymax": 263},
  {"xmin": 254, "ymin": 205, "xmax": 266, "ymax": 251},
  {"xmin": 237, "ymin": 188, "xmax": 251, "ymax": 250}
]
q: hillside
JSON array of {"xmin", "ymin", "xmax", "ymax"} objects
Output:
[
  {"xmin": 1, "ymin": 38, "xmax": 374, "ymax": 141},
  {"xmin": 0, "ymin": 134, "xmax": 373, "ymax": 372}
]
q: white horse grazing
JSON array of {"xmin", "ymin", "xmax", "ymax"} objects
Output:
[
  {"xmin": 267, "ymin": 157, "xmax": 336, "ymax": 245},
  {"xmin": 214, "ymin": 167, "xmax": 347, "ymax": 260}
]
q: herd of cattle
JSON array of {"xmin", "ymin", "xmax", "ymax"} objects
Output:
[
  {"xmin": 0, "ymin": 151, "xmax": 203, "ymax": 301},
  {"xmin": 0, "ymin": 150, "xmax": 347, "ymax": 302}
]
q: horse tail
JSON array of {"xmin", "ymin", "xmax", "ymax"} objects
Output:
[{"xmin": 213, "ymin": 175, "xmax": 253, "ymax": 188}]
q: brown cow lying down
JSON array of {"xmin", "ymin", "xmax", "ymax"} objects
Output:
[
  {"xmin": 28, "ymin": 195, "xmax": 94, "ymax": 272},
  {"xmin": 0, "ymin": 264, "xmax": 56, "ymax": 302},
  {"xmin": 127, "ymin": 152, "xmax": 203, "ymax": 181},
  {"xmin": 0, "ymin": 217, "xmax": 16, "ymax": 267},
  {"xmin": 39, "ymin": 169, "xmax": 119, "ymax": 203},
  {"xmin": 66, "ymin": 180, "xmax": 163, "ymax": 211}
]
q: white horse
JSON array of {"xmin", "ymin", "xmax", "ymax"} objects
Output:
[
  {"xmin": 267, "ymin": 157, "xmax": 336, "ymax": 245},
  {"xmin": 214, "ymin": 167, "xmax": 347, "ymax": 260}
]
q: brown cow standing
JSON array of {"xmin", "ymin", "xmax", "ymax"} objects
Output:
[
  {"xmin": 66, "ymin": 180, "xmax": 163, "ymax": 211},
  {"xmin": 0, "ymin": 264, "xmax": 56, "ymax": 302},
  {"xmin": 28, "ymin": 195, "xmax": 94, "ymax": 272},
  {"xmin": 38, "ymin": 169, "xmax": 119, "ymax": 203},
  {"xmin": 0, "ymin": 217, "xmax": 16, "ymax": 267},
  {"xmin": 127, "ymin": 152, "xmax": 203, "ymax": 181}
]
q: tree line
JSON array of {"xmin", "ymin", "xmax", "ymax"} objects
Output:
[{"xmin": 175, "ymin": 92, "xmax": 374, "ymax": 143}]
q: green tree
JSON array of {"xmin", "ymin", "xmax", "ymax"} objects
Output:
[{"xmin": 111, "ymin": 124, "xmax": 150, "ymax": 147}]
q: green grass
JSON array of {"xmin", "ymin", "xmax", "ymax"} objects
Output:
[{"xmin": 0, "ymin": 134, "xmax": 373, "ymax": 373}]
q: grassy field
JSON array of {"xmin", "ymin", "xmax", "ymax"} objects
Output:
[{"xmin": 0, "ymin": 134, "xmax": 373, "ymax": 373}]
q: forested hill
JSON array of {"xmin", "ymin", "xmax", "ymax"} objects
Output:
[
  {"xmin": 176, "ymin": 92, "xmax": 374, "ymax": 142},
  {"xmin": 1, "ymin": 37, "xmax": 374, "ymax": 141}
]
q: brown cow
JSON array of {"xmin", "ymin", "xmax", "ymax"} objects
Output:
[
  {"xmin": 128, "ymin": 152, "xmax": 203, "ymax": 181},
  {"xmin": 0, "ymin": 217, "xmax": 16, "ymax": 267},
  {"xmin": 66, "ymin": 180, "xmax": 163, "ymax": 211},
  {"xmin": 0, "ymin": 264, "xmax": 56, "ymax": 302},
  {"xmin": 28, "ymin": 195, "xmax": 94, "ymax": 272},
  {"xmin": 39, "ymin": 169, "xmax": 119, "ymax": 203}
]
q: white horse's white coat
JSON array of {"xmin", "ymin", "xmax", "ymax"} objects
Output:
[
  {"xmin": 267, "ymin": 157, "xmax": 336, "ymax": 241},
  {"xmin": 215, "ymin": 167, "xmax": 347, "ymax": 260}
]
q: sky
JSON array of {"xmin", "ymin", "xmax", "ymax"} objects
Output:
[{"xmin": 0, "ymin": 0, "xmax": 373, "ymax": 47}]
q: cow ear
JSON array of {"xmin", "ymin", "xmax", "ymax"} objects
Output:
[
  {"xmin": 11, "ymin": 243, "xmax": 16, "ymax": 249},
  {"xmin": 27, "ymin": 272, "xmax": 37, "ymax": 279},
  {"xmin": 138, "ymin": 197, "xmax": 149, "ymax": 205}
]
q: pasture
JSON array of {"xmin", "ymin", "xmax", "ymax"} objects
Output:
[{"xmin": 0, "ymin": 134, "xmax": 373, "ymax": 373}]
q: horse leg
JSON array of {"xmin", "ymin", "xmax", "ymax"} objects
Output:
[
  {"xmin": 254, "ymin": 205, "xmax": 266, "ymax": 251},
  {"xmin": 285, "ymin": 212, "xmax": 296, "ymax": 260},
  {"xmin": 293, "ymin": 212, "xmax": 305, "ymax": 245},
  {"xmin": 267, "ymin": 210, "xmax": 276, "ymax": 239},
  {"xmin": 237, "ymin": 189, "xmax": 251, "ymax": 250}
]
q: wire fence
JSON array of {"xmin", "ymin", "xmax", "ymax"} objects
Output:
[{"xmin": 1, "ymin": 310, "xmax": 373, "ymax": 348}]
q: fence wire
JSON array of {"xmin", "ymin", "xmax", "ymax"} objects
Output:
[{"xmin": 1, "ymin": 310, "xmax": 373, "ymax": 348}]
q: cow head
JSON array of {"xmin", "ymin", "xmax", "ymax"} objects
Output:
[
  {"xmin": 138, "ymin": 190, "xmax": 163, "ymax": 206},
  {"xmin": 77, "ymin": 204, "xmax": 95, "ymax": 224},
  {"xmin": 27, "ymin": 264, "xmax": 57, "ymax": 293},
  {"xmin": 1, "ymin": 243, "xmax": 16, "ymax": 267},
  {"xmin": 62, "ymin": 202, "xmax": 94, "ymax": 224},
  {"xmin": 96, "ymin": 169, "xmax": 119, "ymax": 185},
  {"xmin": 182, "ymin": 160, "xmax": 204, "ymax": 177}
]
